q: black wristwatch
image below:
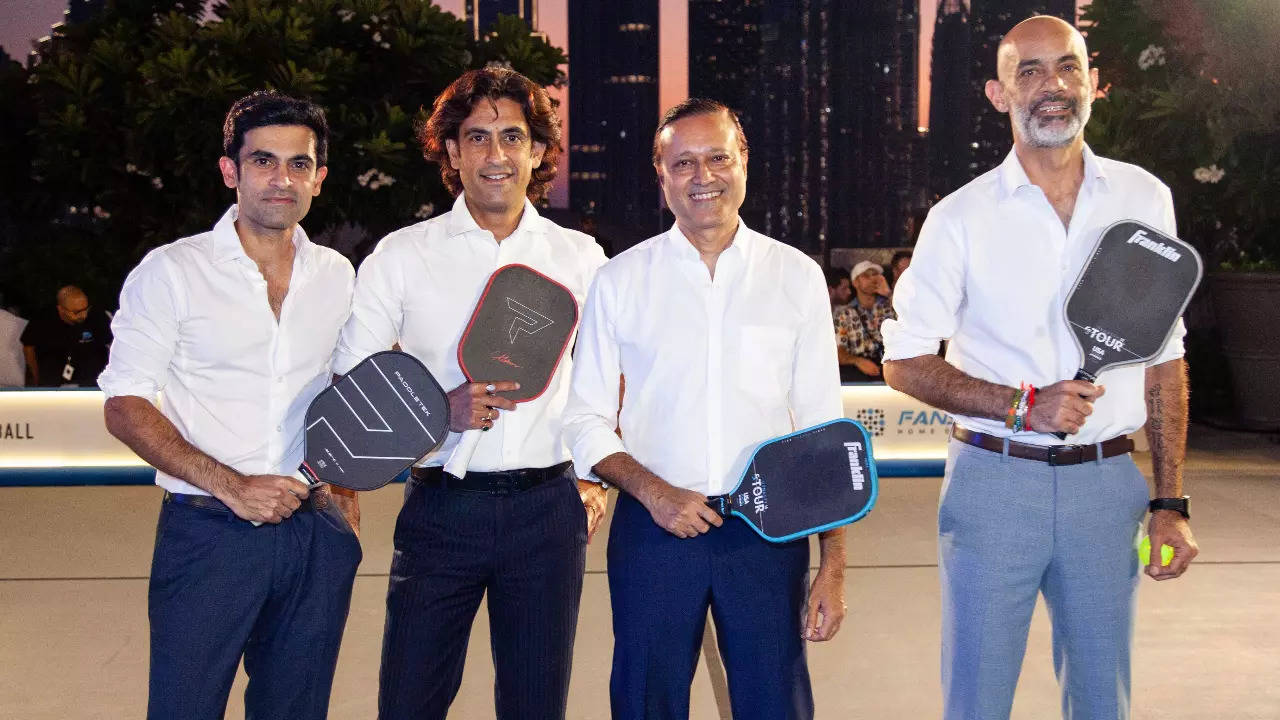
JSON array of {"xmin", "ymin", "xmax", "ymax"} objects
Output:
[{"xmin": 1148, "ymin": 496, "xmax": 1190, "ymax": 519}]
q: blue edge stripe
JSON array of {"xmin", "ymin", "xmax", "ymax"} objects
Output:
[{"xmin": 0, "ymin": 460, "xmax": 944, "ymax": 488}]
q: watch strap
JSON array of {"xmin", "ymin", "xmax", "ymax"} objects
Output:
[{"xmin": 1148, "ymin": 495, "xmax": 1190, "ymax": 519}]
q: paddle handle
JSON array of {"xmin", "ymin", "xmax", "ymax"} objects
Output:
[
  {"xmin": 1053, "ymin": 368, "xmax": 1099, "ymax": 441},
  {"xmin": 705, "ymin": 495, "xmax": 730, "ymax": 518},
  {"xmin": 443, "ymin": 429, "xmax": 483, "ymax": 479}
]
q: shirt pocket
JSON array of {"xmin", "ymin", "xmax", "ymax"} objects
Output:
[{"xmin": 736, "ymin": 325, "xmax": 796, "ymax": 403}]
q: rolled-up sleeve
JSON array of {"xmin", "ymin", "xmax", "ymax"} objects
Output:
[
  {"xmin": 789, "ymin": 263, "xmax": 844, "ymax": 428},
  {"xmin": 882, "ymin": 210, "xmax": 967, "ymax": 361},
  {"xmin": 334, "ymin": 240, "xmax": 405, "ymax": 375},
  {"xmin": 562, "ymin": 269, "xmax": 627, "ymax": 479},
  {"xmin": 97, "ymin": 250, "xmax": 183, "ymax": 401}
]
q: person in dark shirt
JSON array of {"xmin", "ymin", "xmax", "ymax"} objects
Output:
[{"xmin": 20, "ymin": 285, "xmax": 112, "ymax": 387}]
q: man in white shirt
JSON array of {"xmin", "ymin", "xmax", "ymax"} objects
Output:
[
  {"xmin": 0, "ymin": 299, "xmax": 26, "ymax": 387},
  {"xmin": 334, "ymin": 68, "xmax": 607, "ymax": 720},
  {"xmin": 882, "ymin": 17, "xmax": 1197, "ymax": 719},
  {"xmin": 563, "ymin": 98, "xmax": 847, "ymax": 720},
  {"xmin": 99, "ymin": 91, "xmax": 360, "ymax": 720}
]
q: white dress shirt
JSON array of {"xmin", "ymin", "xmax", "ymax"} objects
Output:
[
  {"xmin": 882, "ymin": 146, "xmax": 1185, "ymax": 445},
  {"xmin": 563, "ymin": 221, "xmax": 843, "ymax": 497},
  {"xmin": 334, "ymin": 193, "xmax": 607, "ymax": 475},
  {"xmin": 98, "ymin": 206, "xmax": 355, "ymax": 495}
]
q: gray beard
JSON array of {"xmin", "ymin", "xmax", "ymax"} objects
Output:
[{"xmin": 1012, "ymin": 97, "xmax": 1091, "ymax": 148}]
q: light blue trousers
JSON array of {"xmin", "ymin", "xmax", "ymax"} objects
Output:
[{"xmin": 938, "ymin": 438, "xmax": 1149, "ymax": 720}]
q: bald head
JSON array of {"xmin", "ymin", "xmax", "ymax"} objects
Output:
[
  {"xmin": 55, "ymin": 285, "xmax": 90, "ymax": 326},
  {"xmin": 985, "ymin": 15, "xmax": 1097, "ymax": 149},
  {"xmin": 997, "ymin": 15, "xmax": 1089, "ymax": 83}
]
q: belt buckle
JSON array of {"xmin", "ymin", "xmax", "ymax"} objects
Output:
[{"xmin": 1047, "ymin": 444, "xmax": 1083, "ymax": 466}]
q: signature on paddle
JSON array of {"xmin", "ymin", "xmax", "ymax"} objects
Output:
[{"xmin": 491, "ymin": 352, "xmax": 522, "ymax": 369}]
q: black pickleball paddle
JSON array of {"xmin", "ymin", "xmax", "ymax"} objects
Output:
[
  {"xmin": 297, "ymin": 350, "xmax": 450, "ymax": 491},
  {"xmin": 444, "ymin": 265, "xmax": 579, "ymax": 478},
  {"xmin": 1055, "ymin": 220, "xmax": 1203, "ymax": 439},
  {"xmin": 706, "ymin": 419, "xmax": 879, "ymax": 543}
]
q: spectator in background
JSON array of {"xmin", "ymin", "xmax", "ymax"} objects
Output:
[
  {"xmin": 834, "ymin": 260, "xmax": 895, "ymax": 381},
  {"xmin": 824, "ymin": 266, "xmax": 852, "ymax": 309},
  {"xmin": 21, "ymin": 285, "xmax": 111, "ymax": 387},
  {"xmin": 0, "ymin": 294, "xmax": 27, "ymax": 387},
  {"xmin": 889, "ymin": 250, "xmax": 913, "ymax": 290}
]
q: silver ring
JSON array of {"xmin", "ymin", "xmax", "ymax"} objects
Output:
[{"xmin": 485, "ymin": 383, "xmax": 497, "ymax": 394}]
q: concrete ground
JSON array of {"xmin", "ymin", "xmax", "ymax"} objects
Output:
[{"xmin": 1, "ymin": 424, "xmax": 1277, "ymax": 719}]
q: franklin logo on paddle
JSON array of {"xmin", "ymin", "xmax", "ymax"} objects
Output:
[{"xmin": 1125, "ymin": 228, "xmax": 1183, "ymax": 262}]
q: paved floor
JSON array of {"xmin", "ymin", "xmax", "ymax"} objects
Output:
[{"xmin": 1, "ymin": 425, "xmax": 1277, "ymax": 719}]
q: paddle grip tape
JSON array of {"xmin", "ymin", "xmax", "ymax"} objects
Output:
[{"xmin": 705, "ymin": 496, "xmax": 730, "ymax": 518}]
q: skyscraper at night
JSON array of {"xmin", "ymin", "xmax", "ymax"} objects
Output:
[
  {"xmin": 567, "ymin": 0, "xmax": 661, "ymax": 243},
  {"xmin": 690, "ymin": 0, "xmax": 925, "ymax": 256},
  {"xmin": 463, "ymin": 0, "xmax": 537, "ymax": 39}
]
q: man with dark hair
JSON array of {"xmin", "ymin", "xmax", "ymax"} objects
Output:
[
  {"xmin": 824, "ymin": 266, "xmax": 852, "ymax": 308},
  {"xmin": 99, "ymin": 90, "xmax": 359, "ymax": 720},
  {"xmin": 336, "ymin": 67, "xmax": 607, "ymax": 720},
  {"xmin": 888, "ymin": 249, "xmax": 913, "ymax": 289},
  {"xmin": 884, "ymin": 16, "xmax": 1196, "ymax": 719},
  {"xmin": 565, "ymin": 98, "xmax": 847, "ymax": 719},
  {"xmin": 20, "ymin": 284, "xmax": 112, "ymax": 386}
]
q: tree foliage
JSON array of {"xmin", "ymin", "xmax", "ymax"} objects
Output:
[
  {"xmin": 0, "ymin": 0, "xmax": 566, "ymax": 314},
  {"xmin": 1082, "ymin": 0, "xmax": 1280, "ymax": 268}
]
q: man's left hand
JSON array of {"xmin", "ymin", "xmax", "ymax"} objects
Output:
[
  {"xmin": 578, "ymin": 479, "xmax": 608, "ymax": 543},
  {"xmin": 1146, "ymin": 510, "xmax": 1197, "ymax": 580},
  {"xmin": 804, "ymin": 568, "xmax": 846, "ymax": 641}
]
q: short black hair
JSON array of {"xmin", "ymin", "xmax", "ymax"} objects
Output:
[
  {"xmin": 652, "ymin": 98, "xmax": 749, "ymax": 165},
  {"xmin": 824, "ymin": 266, "xmax": 850, "ymax": 289},
  {"xmin": 222, "ymin": 90, "xmax": 330, "ymax": 167},
  {"xmin": 891, "ymin": 250, "xmax": 913, "ymax": 265}
]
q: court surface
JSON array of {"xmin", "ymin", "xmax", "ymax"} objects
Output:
[{"xmin": 1, "ymin": 424, "xmax": 1276, "ymax": 719}]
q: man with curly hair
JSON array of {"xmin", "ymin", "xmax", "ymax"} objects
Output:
[{"xmin": 334, "ymin": 67, "xmax": 607, "ymax": 720}]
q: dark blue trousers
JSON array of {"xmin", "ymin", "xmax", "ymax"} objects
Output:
[
  {"xmin": 147, "ymin": 495, "xmax": 362, "ymax": 720},
  {"xmin": 378, "ymin": 472, "xmax": 588, "ymax": 720},
  {"xmin": 608, "ymin": 493, "xmax": 814, "ymax": 720}
]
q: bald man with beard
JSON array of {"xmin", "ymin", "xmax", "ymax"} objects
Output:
[
  {"xmin": 882, "ymin": 16, "xmax": 1197, "ymax": 719},
  {"xmin": 21, "ymin": 285, "xmax": 111, "ymax": 386}
]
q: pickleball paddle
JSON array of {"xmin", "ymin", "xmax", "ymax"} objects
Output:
[
  {"xmin": 443, "ymin": 264, "xmax": 579, "ymax": 478},
  {"xmin": 705, "ymin": 419, "xmax": 879, "ymax": 543},
  {"xmin": 1055, "ymin": 220, "xmax": 1203, "ymax": 439},
  {"xmin": 297, "ymin": 350, "xmax": 450, "ymax": 491}
]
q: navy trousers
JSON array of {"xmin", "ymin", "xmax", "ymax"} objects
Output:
[
  {"xmin": 608, "ymin": 493, "xmax": 814, "ymax": 720},
  {"xmin": 147, "ymin": 495, "xmax": 362, "ymax": 720},
  {"xmin": 378, "ymin": 471, "xmax": 588, "ymax": 720}
]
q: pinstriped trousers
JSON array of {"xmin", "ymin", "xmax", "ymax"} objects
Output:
[
  {"xmin": 939, "ymin": 438, "xmax": 1150, "ymax": 720},
  {"xmin": 377, "ymin": 471, "xmax": 588, "ymax": 720}
]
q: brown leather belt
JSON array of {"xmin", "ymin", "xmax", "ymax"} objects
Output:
[{"xmin": 952, "ymin": 426, "xmax": 1134, "ymax": 466}]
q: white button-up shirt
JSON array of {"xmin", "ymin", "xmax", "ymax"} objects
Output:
[
  {"xmin": 882, "ymin": 146, "xmax": 1185, "ymax": 445},
  {"xmin": 334, "ymin": 193, "xmax": 607, "ymax": 474},
  {"xmin": 98, "ymin": 206, "xmax": 356, "ymax": 495},
  {"xmin": 563, "ymin": 221, "xmax": 844, "ymax": 496}
]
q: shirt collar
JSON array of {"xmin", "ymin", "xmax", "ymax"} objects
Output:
[
  {"xmin": 996, "ymin": 142, "xmax": 1110, "ymax": 201},
  {"xmin": 444, "ymin": 192, "xmax": 545, "ymax": 241},
  {"xmin": 664, "ymin": 217, "xmax": 755, "ymax": 262},
  {"xmin": 210, "ymin": 205, "xmax": 313, "ymax": 268}
]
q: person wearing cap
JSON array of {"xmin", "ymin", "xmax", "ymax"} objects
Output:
[{"xmin": 833, "ymin": 260, "xmax": 895, "ymax": 381}]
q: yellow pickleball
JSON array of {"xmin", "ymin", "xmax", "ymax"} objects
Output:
[{"xmin": 1138, "ymin": 536, "xmax": 1174, "ymax": 566}]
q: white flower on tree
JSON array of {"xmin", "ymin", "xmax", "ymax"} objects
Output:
[
  {"xmin": 1138, "ymin": 44, "xmax": 1167, "ymax": 70},
  {"xmin": 414, "ymin": 203, "xmax": 435, "ymax": 219},
  {"xmin": 1193, "ymin": 164, "xmax": 1226, "ymax": 184},
  {"xmin": 357, "ymin": 168, "xmax": 396, "ymax": 191}
]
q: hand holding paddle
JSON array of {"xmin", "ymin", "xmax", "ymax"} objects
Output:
[
  {"xmin": 1029, "ymin": 379, "xmax": 1105, "ymax": 435},
  {"xmin": 446, "ymin": 381, "xmax": 520, "ymax": 432},
  {"xmin": 644, "ymin": 484, "xmax": 724, "ymax": 538},
  {"xmin": 221, "ymin": 473, "xmax": 311, "ymax": 525}
]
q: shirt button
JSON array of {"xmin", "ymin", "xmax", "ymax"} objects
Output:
[
  {"xmin": 276, "ymin": 425, "xmax": 283, "ymax": 432},
  {"xmin": 276, "ymin": 376, "xmax": 284, "ymax": 383}
]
